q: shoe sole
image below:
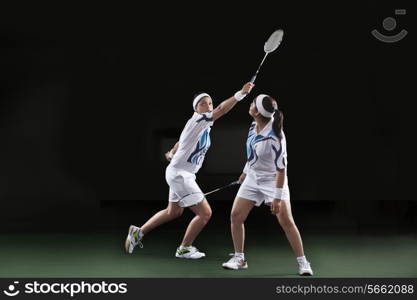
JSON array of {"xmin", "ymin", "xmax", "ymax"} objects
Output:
[
  {"xmin": 125, "ymin": 225, "xmax": 136, "ymax": 254},
  {"xmin": 299, "ymin": 272, "xmax": 313, "ymax": 276},
  {"xmin": 175, "ymin": 254, "xmax": 206, "ymax": 259},
  {"xmin": 222, "ymin": 264, "xmax": 248, "ymax": 270}
]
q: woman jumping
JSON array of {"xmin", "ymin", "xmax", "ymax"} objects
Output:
[
  {"xmin": 221, "ymin": 94, "xmax": 313, "ymax": 275},
  {"xmin": 125, "ymin": 82, "xmax": 254, "ymax": 259}
]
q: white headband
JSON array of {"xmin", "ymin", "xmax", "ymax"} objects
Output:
[
  {"xmin": 255, "ymin": 94, "xmax": 276, "ymax": 118},
  {"xmin": 193, "ymin": 93, "xmax": 211, "ymax": 110}
]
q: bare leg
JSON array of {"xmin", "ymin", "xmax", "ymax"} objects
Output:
[
  {"xmin": 230, "ymin": 197, "xmax": 255, "ymax": 253},
  {"xmin": 276, "ymin": 200, "xmax": 304, "ymax": 257},
  {"xmin": 180, "ymin": 199, "xmax": 212, "ymax": 246},
  {"xmin": 140, "ymin": 202, "xmax": 184, "ymax": 235}
]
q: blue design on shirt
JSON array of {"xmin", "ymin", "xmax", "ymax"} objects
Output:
[
  {"xmin": 271, "ymin": 144, "xmax": 283, "ymax": 170},
  {"xmin": 246, "ymin": 123, "xmax": 279, "ymax": 167},
  {"xmin": 187, "ymin": 128, "xmax": 211, "ymax": 165}
]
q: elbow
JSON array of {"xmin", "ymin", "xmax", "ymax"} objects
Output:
[
  {"xmin": 218, "ymin": 108, "xmax": 226, "ymax": 117},
  {"xmin": 217, "ymin": 104, "xmax": 226, "ymax": 114},
  {"xmin": 213, "ymin": 107, "xmax": 226, "ymax": 120}
]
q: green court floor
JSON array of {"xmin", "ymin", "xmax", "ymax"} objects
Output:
[{"xmin": 1, "ymin": 230, "xmax": 416, "ymax": 278}]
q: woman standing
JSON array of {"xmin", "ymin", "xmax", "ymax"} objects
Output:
[{"xmin": 222, "ymin": 94, "xmax": 313, "ymax": 275}]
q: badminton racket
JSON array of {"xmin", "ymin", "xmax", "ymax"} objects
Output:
[{"xmin": 250, "ymin": 29, "xmax": 284, "ymax": 83}]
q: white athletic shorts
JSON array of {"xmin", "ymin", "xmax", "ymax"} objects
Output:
[
  {"xmin": 165, "ymin": 165, "xmax": 204, "ymax": 208},
  {"xmin": 236, "ymin": 170, "xmax": 290, "ymax": 206}
]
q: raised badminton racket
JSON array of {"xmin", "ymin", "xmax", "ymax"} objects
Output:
[
  {"xmin": 250, "ymin": 29, "xmax": 284, "ymax": 83},
  {"xmin": 204, "ymin": 181, "xmax": 240, "ymax": 196}
]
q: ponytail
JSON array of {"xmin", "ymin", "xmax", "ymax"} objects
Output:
[
  {"xmin": 273, "ymin": 109, "xmax": 284, "ymax": 140},
  {"xmin": 259, "ymin": 95, "xmax": 284, "ymax": 140}
]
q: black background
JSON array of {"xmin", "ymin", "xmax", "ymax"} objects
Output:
[{"xmin": 0, "ymin": 1, "xmax": 415, "ymax": 232}]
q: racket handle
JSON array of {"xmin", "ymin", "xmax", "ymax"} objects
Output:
[{"xmin": 250, "ymin": 74, "xmax": 257, "ymax": 83}]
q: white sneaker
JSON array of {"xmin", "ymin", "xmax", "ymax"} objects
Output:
[
  {"xmin": 298, "ymin": 261, "xmax": 313, "ymax": 276},
  {"xmin": 175, "ymin": 246, "xmax": 206, "ymax": 259},
  {"xmin": 125, "ymin": 225, "xmax": 143, "ymax": 254},
  {"xmin": 222, "ymin": 256, "xmax": 248, "ymax": 270}
]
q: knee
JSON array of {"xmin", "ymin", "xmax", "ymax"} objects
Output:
[
  {"xmin": 230, "ymin": 210, "xmax": 245, "ymax": 224},
  {"xmin": 198, "ymin": 208, "xmax": 212, "ymax": 223},
  {"xmin": 167, "ymin": 208, "xmax": 183, "ymax": 219}
]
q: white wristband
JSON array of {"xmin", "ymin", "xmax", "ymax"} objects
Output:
[
  {"xmin": 234, "ymin": 90, "xmax": 246, "ymax": 101},
  {"xmin": 274, "ymin": 188, "xmax": 283, "ymax": 200}
]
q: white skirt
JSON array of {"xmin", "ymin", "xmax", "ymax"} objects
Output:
[{"xmin": 236, "ymin": 170, "xmax": 290, "ymax": 206}]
